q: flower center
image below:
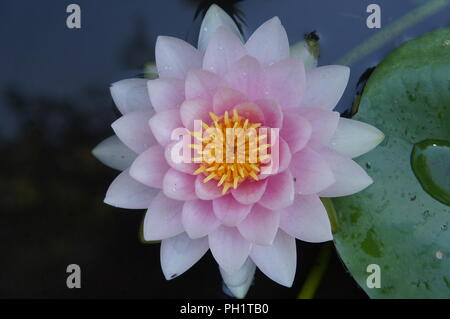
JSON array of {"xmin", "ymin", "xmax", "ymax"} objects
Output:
[{"xmin": 190, "ymin": 109, "xmax": 271, "ymax": 194}]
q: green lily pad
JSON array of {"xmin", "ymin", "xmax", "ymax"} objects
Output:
[{"xmin": 333, "ymin": 27, "xmax": 450, "ymax": 298}]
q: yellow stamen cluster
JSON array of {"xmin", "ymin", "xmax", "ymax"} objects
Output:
[{"xmin": 190, "ymin": 109, "xmax": 271, "ymax": 194}]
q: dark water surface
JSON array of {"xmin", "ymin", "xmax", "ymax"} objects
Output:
[{"xmin": 0, "ymin": 0, "xmax": 448, "ymax": 298}]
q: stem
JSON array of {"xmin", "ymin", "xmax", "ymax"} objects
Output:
[
  {"xmin": 297, "ymin": 243, "xmax": 333, "ymax": 299},
  {"xmin": 336, "ymin": 0, "xmax": 449, "ymax": 66}
]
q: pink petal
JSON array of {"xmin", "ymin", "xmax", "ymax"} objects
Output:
[
  {"xmin": 212, "ymin": 195, "xmax": 253, "ymax": 227},
  {"xmin": 143, "ymin": 191, "xmax": 184, "ymax": 240},
  {"xmin": 237, "ymin": 205, "xmax": 280, "ymax": 245},
  {"xmin": 180, "ymin": 98, "xmax": 213, "ymax": 131},
  {"xmin": 263, "ymin": 57, "xmax": 305, "ymax": 109},
  {"xmin": 104, "ymin": 169, "xmax": 158, "ymax": 209},
  {"xmin": 296, "ymin": 107, "xmax": 339, "ymax": 146},
  {"xmin": 112, "ymin": 110, "xmax": 157, "ymax": 153},
  {"xmin": 160, "ymin": 233, "xmax": 209, "ymax": 280},
  {"xmin": 259, "ymin": 170, "xmax": 295, "ymax": 210},
  {"xmin": 280, "ymin": 114, "xmax": 312, "ymax": 153},
  {"xmin": 203, "ymin": 26, "xmax": 246, "ymax": 76},
  {"xmin": 254, "ymin": 99, "xmax": 282, "ymax": 128},
  {"xmin": 182, "ymin": 199, "xmax": 220, "ymax": 239},
  {"xmin": 149, "ymin": 109, "xmax": 183, "ymax": 146},
  {"xmin": 234, "ymin": 102, "xmax": 265, "ymax": 123},
  {"xmin": 250, "ymin": 230, "xmax": 296, "ymax": 287},
  {"xmin": 300, "ymin": 65, "xmax": 350, "ymax": 110},
  {"xmin": 129, "ymin": 145, "xmax": 169, "ymax": 188},
  {"xmin": 155, "ymin": 36, "xmax": 202, "ymax": 79},
  {"xmin": 245, "ymin": 17, "xmax": 289, "ymax": 67},
  {"xmin": 195, "ymin": 175, "xmax": 224, "ymax": 200},
  {"xmin": 110, "ymin": 78, "xmax": 153, "ymax": 115},
  {"xmin": 212, "ymin": 87, "xmax": 248, "ymax": 116},
  {"xmin": 289, "ymin": 147, "xmax": 335, "ymax": 195},
  {"xmin": 162, "ymin": 169, "xmax": 197, "ymax": 200},
  {"xmin": 224, "ymin": 56, "xmax": 264, "ymax": 100},
  {"xmin": 280, "ymin": 194, "xmax": 332, "ymax": 242},
  {"xmin": 147, "ymin": 78, "xmax": 184, "ymax": 112},
  {"xmin": 185, "ymin": 69, "xmax": 225, "ymax": 101},
  {"xmin": 270, "ymin": 137, "xmax": 292, "ymax": 174},
  {"xmin": 164, "ymin": 140, "xmax": 197, "ymax": 174},
  {"xmin": 231, "ymin": 179, "xmax": 268, "ymax": 205},
  {"xmin": 318, "ymin": 148, "xmax": 373, "ymax": 197},
  {"xmin": 208, "ymin": 226, "xmax": 252, "ymax": 274}
]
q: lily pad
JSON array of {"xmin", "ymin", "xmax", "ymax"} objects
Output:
[{"xmin": 333, "ymin": 27, "xmax": 450, "ymax": 298}]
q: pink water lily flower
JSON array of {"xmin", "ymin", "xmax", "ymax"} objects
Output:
[{"xmin": 93, "ymin": 5, "xmax": 384, "ymax": 298}]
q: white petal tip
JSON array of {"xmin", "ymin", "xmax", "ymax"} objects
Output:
[
  {"xmin": 329, "ymin": 118, "xmax": 385, "ymax": 158},
  {"xmin": 224, "ymin": 283, "xmax": 251, "ymax": 299},
  {"xmin": 220, "ymin": 258, "xmax": 256, "ymax": 299},
  {"xmin": 92, "ymin": 136, "xmax": 137, "ymax": 171}
]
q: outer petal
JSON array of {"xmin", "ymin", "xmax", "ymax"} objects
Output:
[
  {"xmin": 212, "ymin": 87, "xmax": 247, "ymax": 115},
  {"xmin": 280, "ymin": 194, "xmax": 332, "ymax": 243},
  {"xmin": 195, "ymin": 175, "xmax": 224, "ymax": 200},
  {"xmin": 92, "ymin": 135, "xmax": 137, "ymax": 171},
  {"xmin": 155, "ymin": 36, "xmax": 202, "ymax": 79},
  {"xmin": 231, "ymin": 179, "xmax": 268, "ymax": 205},
  {"xmin": 143, "ymin": 192, "xmax": 184, "ymax": 240},
  {"xmin": 280, "ymin": 114, "xmax": 312, "ymax": 153},
  {"xmin": 182, "ymin": 200, "xmax": 220, "ymax": 239},
  {"xmin": 147, "ymin": 78, "xmax": 184, "ymax": 112},
  {"xmin": 110, "ymin": 78, "xmax": 153, "ymax": 114},
  {"xmin": 224, "ymin": 56, "xmax": 264, "ymax": 100},
  {"xmin": 129, "ymin": 145, "xmax": 169, "ymax": 188},
  {"xmin": 212, "ymin": 195, "xmax": 253, "ymax": 227},
  {"xmin": 259, "ymin": 170, "xmax": 295, "ymax": 210},
  {"xmin": 300, "ymin": 65, "xmax": 350, "ymax": 110},
  {"xmin": 263, "ymin": 57, "xmax": 306, "ymax": 109},
  {"xmin": 290, "ymin": 40, "xmax": 318, "ymax": 72},
  {"xmin": 296, "ymin": 107, "xmax": 339, "ymax": 146},
  {"xmin": 209, "ymin": 226, "xmax": 252, "ymax": 274},
  {"xmin": 180, "ymin": 98, "xmax": 213, "ymax": 130},
  {"xmin": 328, "ymin": 118, "xmax": 384, "ymax": 158},
  {"xmin": 112, "ymin": 110, "xmax": 157, "ymax": 153},
  {"xmin": 318, "ymin": 148, "xmax": 373, "ymax": 197},
  {"xmin": 220, "ymin": 258, "xmax": 256, "ymax": 299},
  {"xmin": 245, "ymin": 17, "xmax": 289, "ymax": 66},
  {"xmin": 104, "ymin": 169, "xmax": 158, "ymax": 209},
  {"xmin": 198, "ymin": 4, "xmax": 243, "ymax": 53},
  {"xmin": 162, "ymin": 169, "xmax": 197, "ymax": 200},
  {"xmin": 185, "ymin": 69, "xmax": 225, "ymax": 101},
  {"xmin": 203, "ymin": 27, "xmax": 246, "ymax": 76},
  {"xmin": 237, "ymin": 205, "xmax": 280, "ymax": 245},
  {"xmin": 289, "ymin": 147, "xmax": 335, "ymax": 195},
  {"xmin": 250, "ymin": 230, "xmax": 296, "ymax": 287},
  {"xmin": 149, "ymin": 109, "xmax": 183, "ymax": 146},
  {"xmin": 160, "ymin": 233, "xmax": 209, "ymax": 280}
]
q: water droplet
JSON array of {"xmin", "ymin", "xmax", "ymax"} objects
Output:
[
  {"xmin": 410, "ymin": 139, "xmax": 450, "ymax": 206},
  {"xmin": 441, "ymin": 223, "xmax": 448, "ymax": 231}
]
